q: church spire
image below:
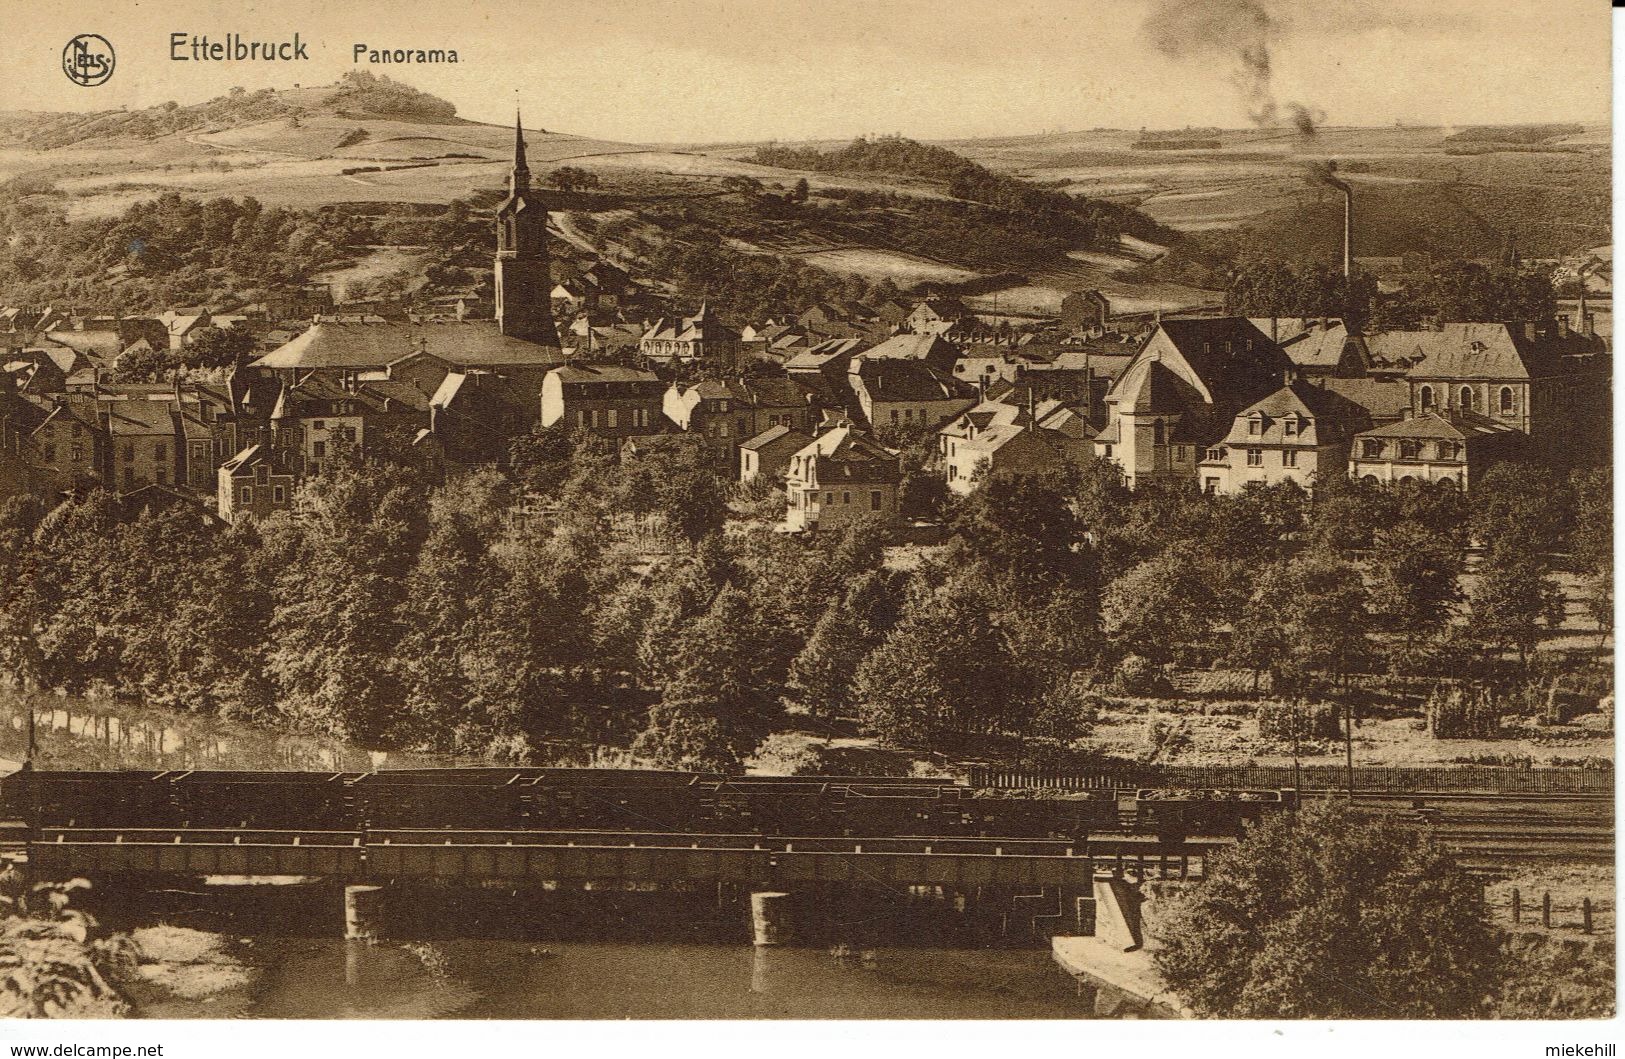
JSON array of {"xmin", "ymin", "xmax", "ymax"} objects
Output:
[{"xmin": 511, "ymin": 108, "xmax": 530, "ymax": 195}]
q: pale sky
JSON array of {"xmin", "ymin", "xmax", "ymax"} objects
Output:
[{"xmin": 2, "ymin": 0, "xmax": 1610, "ymax": 142}]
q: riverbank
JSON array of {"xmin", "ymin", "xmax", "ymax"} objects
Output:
[
  {"xmin": 124, "ymin": 926, "xmax": 261, "ymax": 1018},
  {"xmin": 1051, "ymin": 936, "xmax": 1191, "ymax": 1018}
]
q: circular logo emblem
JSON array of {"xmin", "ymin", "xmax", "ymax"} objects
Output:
[{"xmin": 63, "ymin": 34, "xmax": 115, "ymax": 87}]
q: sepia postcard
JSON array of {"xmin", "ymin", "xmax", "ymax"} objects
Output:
[{"xmin": 0, "ymin": 0, "xmax": 1613, "ymax": 1048}]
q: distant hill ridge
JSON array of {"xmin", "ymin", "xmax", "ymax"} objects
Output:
[{"xmin": 0, "ymin": 72, "xmax": 462, "ymax": 149}]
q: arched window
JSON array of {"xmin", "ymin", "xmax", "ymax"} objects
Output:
[
  {"xmin": 1459, "ymin": 386, "xmax": 1474, "ymax": 412},
  {"xmin": 1419, "ymin": 385, "xmax": 1434, "ymax": 411},
  {"xmin": 1361, "ymin": 475, "xmax": 1379, "ymax": 485},
  {"xmin": 1499, "ymin": 386, "xmax": 1515, "ymax": 415},
  {"xmin": 1153, "ymin": 419, "xmax": 1165, "ymax": 446}
]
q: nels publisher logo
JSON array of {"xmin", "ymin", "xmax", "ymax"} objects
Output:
[{"xmin": 63, "ymin": 34, "xmax": 115, "ymax": 87}]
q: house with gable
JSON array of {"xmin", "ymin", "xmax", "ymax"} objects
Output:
[
  {"xmin": 1196, "ymin": 377, "xmax": 1372, "ymax": 494},
  {"xmin": 784, "ymin": 422, "xmax": 903, "ymax": 532},
  {"xmin": 906, "ymin": 298, "xmax": 972, "ymax": 336},
  {"xmin": 1092, "ymin": 317, "xmax": 1292, "ymax": 488},
  {"xmin": 937, "ymin": 396, "xmax": 1094, "ymax": 495},
  {"xmin": 218, "ymin": 444, "xmax": 296, "ymax": 524},
  {"xmin": 640, "ymin": 304, "xmax": 742, "ymax": 369},
  {"xmin": 740, "ymin": 424, "xmax": 813, "ymax": 485},
  {"xmin": 1349, "ymin": 410, "xmax": 1523, "ymax": 490}
]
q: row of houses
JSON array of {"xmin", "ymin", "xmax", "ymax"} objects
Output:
[
  {"xmin": 915, "ymin": 314, "xmax": 1609, "ymax": 498},
  {"xmin": 2, "ymin": 115, "xmax": 1608, "ymax": 530}
]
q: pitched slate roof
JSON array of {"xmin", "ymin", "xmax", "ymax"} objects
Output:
[
  {"xmin": 1153, "ymin": 316, "xmax": 1288, "ymax": 386},
  {"xmin": 857, "ymin": 359, "xmax": 971, "ymax": 402},
  {"xmin": 549, "ymin": 363, "xmax": 660, "ymax": 384},
  {"xmin": 1364, "ymin": 322, "xmax": 1606, "ymax": 380},
  {"xmin": 1357, "ymin": 410, "xmax": 1520, "ymax": 441},
  {"xmin": 1319, "ymin": 376, "xmax": 1412, "ymax": 421},
  {"xmin": 741, "ymin": 375, "xmax": 819, "ymax": 408},
  {"xmin": 1221, "ymin": 380, "xmax": 1369, "ymax": 446},
  {"xmin": 104, "ymin": 399, "xmax": 176, "ymax": 436},
  {"xmin": 44, "ymin": 331, "xmax": 122, "ymax": 361},
  {"xmin": 253, "ymin": 321, "xmax": 563, "ymax": 371},
  {"xmin": 642, "ymin": 304, "xmax": 739, "ymax": 344},
  {"xmin": 856, "ymin": 333, "xmax": 957, "ymax": 363},
  {"xmin": 741, "ymin": 424, "xmax": 812, "ymax": 452}
]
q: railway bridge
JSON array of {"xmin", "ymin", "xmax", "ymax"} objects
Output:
[
  {"xmin": 4, "ymin": 767, "xmax": 1249, "ymax": 943},
  {"xmin": 3, "ymin": 765, "xmax": 1609, "ymax": 944}
]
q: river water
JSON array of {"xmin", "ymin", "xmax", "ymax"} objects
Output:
[
  {"xmin": 156, "ymin": 937, "xmax": 1122, "ymax": 1019},
  {"xmin": 0, "ymin": 690, "xmax": 1145, "ymax": 1019}
]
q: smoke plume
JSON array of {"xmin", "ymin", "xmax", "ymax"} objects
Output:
[{"xmin": 1142, "ymin": 0, "xmax": 1321, "ymax": 134}]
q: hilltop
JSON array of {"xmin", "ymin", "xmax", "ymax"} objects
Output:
[{"xmin": 0, "ymin": 72, "xmax": 465, "ymax": 150}]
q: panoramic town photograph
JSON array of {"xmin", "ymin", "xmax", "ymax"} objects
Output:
[{"xmin": 0, "ymin": 0, "xmax": 1612, "ymax": 1035}]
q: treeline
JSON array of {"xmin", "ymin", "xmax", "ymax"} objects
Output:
[
  {"xmin": 643, "ymin": 224, "xmax": 905, "ymax": 320},
  {"xmin": 1225, "ymin": 256, "xmax": 1557, "ymax": 328},
  {"xmin": 749, "ymin": 135, "xmax": 1177, "ymax": 249},
  {"xmin": 1442, "ymin": 124, "xmax": 1586, "ymax": 145},
  {"xmin": 0, "ymin": 191, "xmax": 373, "ymax": 311},
  {"xmin": 1, "ymin": 421, "xmax": 1605, "ymax": 768},
  {"xmin": 325, "ymin": 71, "xmax": 458, "ymax": 123},
  {"xmin": 1096, "ymin": 463, "xmax": 1609, "ymax": 698}
]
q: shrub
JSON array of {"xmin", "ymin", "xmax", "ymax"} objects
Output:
[
  {"xmin": 1027, "ymin": 672, "xmax": 1103, "ymax": 746},
  {"xmin": 1138, "ymin": 713, "xmax": 1192, "ymax": 763},
  {"xmin": 1256, "ymin": 700, "xmax": 1343, "ymax": 742},
  {"xmin": 1450, "ymin": 752, "xmax": 1534, "ymax": 769},
  {"xmin": 1545, "ymin": 755, "xmax": 1614, "ymax": 770},
  {"xmin": 1113, "ymin": 654, "xmax": 1170, "ymax": 696},
  {"xmin": 749, "ymin": 732, "xmax": 826, "ymax": 776},
  {"xmin": 1426, "ymin": 683, "xmax": 1507, "ymax": 739}
]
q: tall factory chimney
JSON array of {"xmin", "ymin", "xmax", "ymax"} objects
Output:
[
  {"xmin": 1310, "ymin": 161, "xmax": 1354, "ymax": 280},
  {"xmin": 1342, "ymin": 184, "xmax": 1354, "ymax": 279}
]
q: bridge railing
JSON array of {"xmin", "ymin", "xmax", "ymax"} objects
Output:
[{"xmin": 967, "ymin": 764, "xmax": 1614, "ymax": 794}]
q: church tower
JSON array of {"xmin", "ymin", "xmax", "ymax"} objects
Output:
[{"xmin": 494, "ymin": 111, "xmax": 558, "ymax": 346}]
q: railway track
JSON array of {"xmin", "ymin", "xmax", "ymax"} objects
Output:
[{"xmin": 1319, "ymin": 790, "xmax": 1616, "ymax": 863}]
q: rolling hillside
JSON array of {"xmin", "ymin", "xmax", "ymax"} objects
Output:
[
  {"xmin": 936, "ymin": 124, "xmax": 1611, "ymax": 261},
  {"xmin": 0, "ymin": 74, "xmax": 1606, "ymax": 317}
]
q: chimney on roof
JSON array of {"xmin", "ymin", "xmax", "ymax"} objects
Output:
[
  {"xmin": 1523, "ymin": 321, "xmax": 1538, "ymax": 342},
  {"xmin": 1557, "ymin": 315, "xmax": 1570, "ymax": 339}
]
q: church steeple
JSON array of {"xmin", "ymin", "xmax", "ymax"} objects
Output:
[
  {"xmin": 493, "ymin": 103, "xmax": 557, "ymax": 347},
  {"xmin": 511, "ymin": 109, "xmax": 530, "ymax": 195}
]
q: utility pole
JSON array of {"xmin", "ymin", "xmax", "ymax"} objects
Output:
[
  {"xmin": 1344, "ymin": 697, "xmax": 1355, "ymax": 802},
  {"xmin": 1291, "ymin": 695, "xmax": 1303, "ymax": 801}
]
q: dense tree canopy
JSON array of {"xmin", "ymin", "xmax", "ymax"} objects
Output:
[{"xmin": 1155, "ymin": 802, "xmax": 1500, "ymax": 1018}]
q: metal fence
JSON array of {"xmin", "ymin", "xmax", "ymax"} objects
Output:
[{"xmin": 966, "ymin": 764, "xmax": 1614, "ymax": 794}]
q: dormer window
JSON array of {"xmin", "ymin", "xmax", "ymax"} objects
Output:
[
  {"xmin": 1247, "ymin": 415, "xmax": 1262, "ymax": 436},
  {"xmin": 1283, "ymin": 417, "xmax": 1298, "ymax": 437}
]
